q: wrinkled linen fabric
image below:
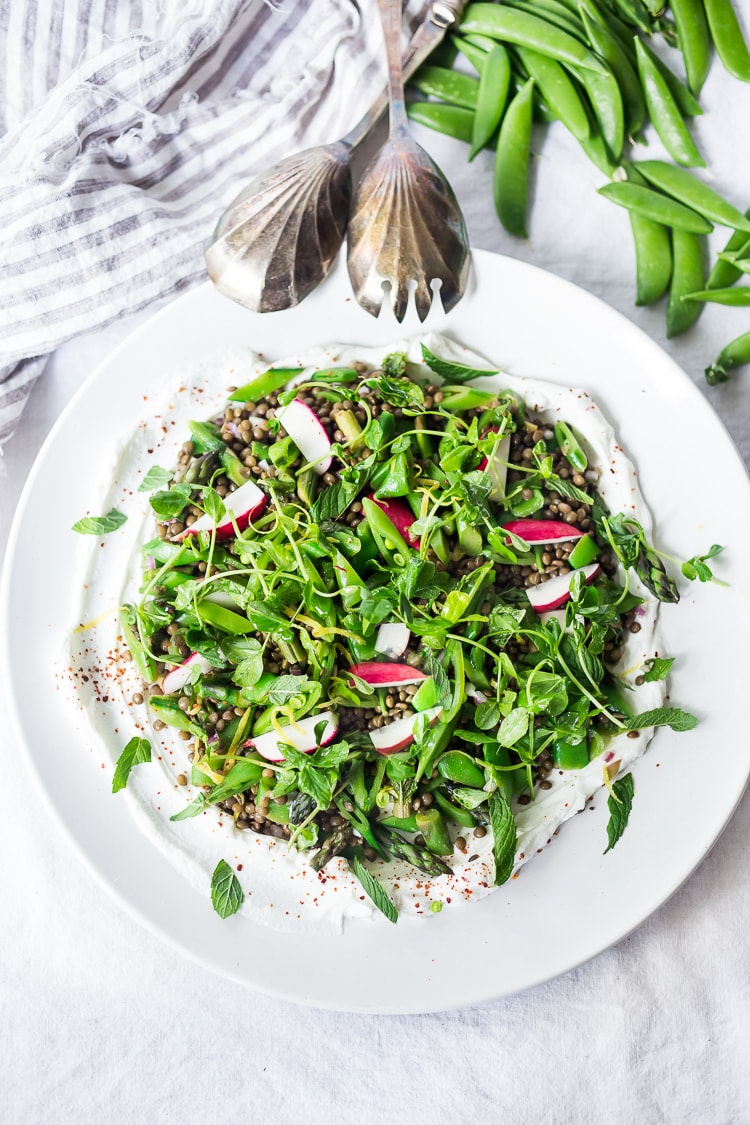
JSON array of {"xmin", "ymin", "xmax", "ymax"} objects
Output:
[{"xmin": 0, "ymin": 0, "xmax": 427, "ymax": 444}]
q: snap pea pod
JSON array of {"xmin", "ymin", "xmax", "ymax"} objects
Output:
[
  {"xmin": 410, "ymin": 65, "xmax": 480, "ymax": 108},
  {"xmin": 554, "ymin": 421, "xmax": 587, "ymax": 471},
  {"xmin": 598, "ymin": 182, "xmax": 713, "ymax": 234},
  {"xmin": 431, "ymin": 788, "xmax": 478, "ymax": 830},
  {"xmin": 633, "ymin": 36, "xmax": 703, "ymax": 117},
  {"xmin": 635, "ymin": 161, "xmax": 750, "ymax": 232},
  {"xmin": 706, "ymin": 220, "xmax": 750, "ymax": 289},
  {"xmin": 227, "ymin": 368, "xmax": 302, "ymax": 404},
  {"xmin": 630, "ymin": 212, "xmax": 672, "ymax": 306},
  {"xmin": 460, "ymin": 3, "xmax": 607, "ymax": 72},
  {"xmin": 718, "ymin": 254, "xmax": 750, "ymax": 274},
  {"xmin": 362, "ymin": 496, "xmax": 412, "ymax": 567},
  {"xmin": 515, "ymin": 45, "xmax": 589, "ymax": 141},
  {"xmin": 572, "ymin": 60, "xmax": 625, "ymax": 160},
  {"xmin": 438, "ymin": 750, "xmax": 487, "ymax": 788},
  {"xmin": 634, "ymin": 39, "xmax": 704, "ymax": 167},
  {"xmin": 703, "ymin": 0, "xmax": 750, "ymax": 82},
  {"xmin": 606, "ymin": 0, "xmax": 653, "ymax": 34},
  {"xmin": 407, "ymin": 101, "xmax": 474, "ymax": 144},
  {"xmin": 493, "ymin": 77, "xmax": 535, "ymax": 238},
  {"xmin": 670, "ymin": 0, "xmax": 712, "ymax": 95},
  {"xmin": 553, "ymin": 737, "xmax": 589, "ymax": 769},
  {"xmin": 681, "ymin": 287, "xmax": 750, "ymax": 306},
  {"xmin": 453, "ymin": 34, "xmax": 489, "ymax": 72},
  {"xmin": 578, "ymin": 119, "xmax": 617, "ymax": 176},
  {"xmin": 470, "ymin": 44, "xmax": 512, "ymax": 159},
  {"xmin": 578, "ymin": 3, "xmax": 646, "ymax": 135},
  {"xmin": 666, "ymin": 228, "xmax": 706, "ymax": 338},
  {"xmin": 705, "ymin": 331, "xmax": 750, "ymax": 384},
  {"xmin": 508, "ymin": 0, "xmax": 587, "ymax": 41},
  {"xmin": 415, "ymin": 808, "xmax": 454, "ymax": 855}
]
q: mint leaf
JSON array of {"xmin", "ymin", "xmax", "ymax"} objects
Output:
[
  {"xmin": 72, "ymin": 508, "xmax": 128, "ymax": 535},
  {"xmin": 202, "ymin": 487, "xmax": 226, "ymax": 525},
  {"xmin": 352, "ymin": 856, "xmax": 398, "ymax": 923},
  {"xmin": 112, "ymin": 737, "xmax": 151, "ymax": 793},
  {"xmin": 604, "ymin": 772, "xmax": 635, "ymax": 853},
  {"xmin": 149, "ymin": 484, "xmax": 192, "ymax": 519},
  {"xmin": 420, "ymin": 343, "xmax": 499, "ymax": 384},
  {"xmin": 489, "ymin": 789, "xmax": 517, "ymax": 885},
  {"xmin": 643, "ymin": 657, "xmax": 675, "ymax": 683},
  {"xmin": 210, "ymin": 859, "xmax": 243, "ymax": 919},
  {"xmin": 139, "ymin": 465, "xmax": 173, "ymax": 492},
  {"xmin": 170, "ymin": 793, "xmax": 207, "ymax": 821},
  {"xmin": 626, "ymin": 707, "xmax": 698, "ymax": 732}
]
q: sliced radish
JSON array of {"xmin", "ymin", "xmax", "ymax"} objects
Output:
[
  {"xmin": 367, "ymin": 495, "xmax": 420, "ymax": 548},
  {"xmin": 276, "ymin": 398, "xmax": 332, "ymax": 474},
  {"xmin": 162, "ymin": 651, "xmax": 214, "ymax": 694},
  {"xmin": 479, "ymin": 431, "xmax": 510, "ymax": 501},
  {"xmin": 369, "ymin": 706, "xmax": 442, "ymax": 755},
  {"xmin": 246, "ymin": 711, "xmax": 339, "ymax": 763},
  {"xmin": 349, "ymin": 662, "xmax": 428, "ymax": 689},
  {"xmin": 526, "ymin": 563, "xmax": 600, "ymax": 613},
  {"xmin": 501, "ymin": 518, "xmax": 584, "ymax": 546},
  {"xmin": 182, "ymin": 479, "xmax": 267, "ymax": 541},
  {"xmin": 539, "ymin": 608, "xmax": 568, "ymax": 629},
  {"xmin": 375, "ymin": 622, "xmax": 411, "ymax": 659}
]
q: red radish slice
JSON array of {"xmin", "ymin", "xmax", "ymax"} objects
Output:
[
  {"xmin": 539, "ymin": 609, "xmax": 568, "ymax": 629},
  {"xmin": 479, "ymin": 432, "xmax": 510, "ymax": 501},
  {"xmin": 182, "ymin": 479, "xmax": 267, "ymax": 541},
  {"xmin": 369, "ymin": 706, "xmax": 442, "ymax": 755},
  {"xmin": 349, "ymin": 662, "xmax": 427, "ymax": 688},
  {"xmin": 367, "ymin": 495, "xmax": 420, "ymax": 548},
  {"xmin": 276, "ymin": 398, "xmax": 332, "ymax": 473},
  {"xmin": 501, "ymin": 518, "xmax": 584, "ymax": 546},
  {"xmin": 246, "ymin": 711, "xmax": 339, "ymax": 763},
  {"xmin": 375, "ymin": 622, "xmax": 411, "ymax": 659},
  {"xmin": 526, "ymin": 563, "xmax": 600, "ymax": 612},
  {"xmin": 162, "ymin": 651, "xmax": 214, "ymax": 694}
]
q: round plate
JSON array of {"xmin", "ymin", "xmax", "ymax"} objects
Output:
[{"xmin": 3, "ymin": 250, "xmax": 749, "ymax": 1013}]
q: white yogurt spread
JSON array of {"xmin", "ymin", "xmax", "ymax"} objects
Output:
[{"xmin": 62, "ymin": 332, "xmax": 665, "ymax": 933}]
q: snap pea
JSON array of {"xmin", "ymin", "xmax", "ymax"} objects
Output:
[
  {"xmin": 470, "ymin": 44, "xmax": 512, "ymax": 159},
  {"xmin": 453, "ymin": 34, "xmax": 489, "ymax": 73},
  {"xmin": 554, "ymin": 421, "xmax": 587, "ymax": 471},
  {"xmin": 438, "ymin": 750, "xmax": 487, "ymax": 788},
  {"xmin": 635, "ymin": 161, "xmax": 750, "ymax": 232},
  {"xmin": 460, "ymin": 3, "xmax": 607, "ymax": 72},
  {"xmin": 670, "ymin": 0, "xmax": 712, "ymax": 94},
  {"xmin": 508, "ymin": 0, "xmax": 587, "ymax": 41},
  {"xmin": 410, "ymin": 65, "xmax": 480, "ymax": 108},
  {"xmin": 705, "ymin": 330, "xmax": 750, "ymax": 384},
  {"xmin": 634, "ymin": 36, "xmax": 703, "ymax": 117},
  {"xmin": 706, "ymin": 220, "xmax": 750, "ymax": 289},
  {"xmin": 606, "ymin": 0, "xmax": 653, "ymax": 34},
  {"xmin": 598, "ymin": 182, "xmax": 713, "ymax": 234},
  {"xmin": 553, "ymin": 737, "xmax": 589, "ymax": 770},
  {"xmin": 572, "ymin": 61, "xmax": 625, "ymax": 159},
  {"xmin": 361, "ymin": 496, "xmax": 411, "ymax": 566},
  {"xmin": 630, "ymin": 212, "xmax": 673, "ymax": 305},
  {"xmin": 666, "ymin": 228, "xmax": 706, "ymax": 338},
  {"xmin": 703, "ymin": 0, "xmax": 750, "ymax": 82},
  {"xmin": 578, "ymin": 121, "xmax": 617, "ymax": 175},
  {"xmin": 431, "ymin": 788, "xmax": 478, "ymax": 830},
  {"xmin": 634, "ymin": 39, "xmax": 704, "ymax": 167},
  {"xmin": 515, "ymin": 46, "xmax": 590, "ymax": 141},
  {"xmin": 198, "ymin": 601, "xmax": 257, "ymax": 636},
  {"xmin": 415, "ymin": 808, "xmax": 453, "ymax": 855},
  {"xmin": 718, "ymin": 254, "xmax": 750, "ymax": 274},
  {"xmin": 407, "ymin": 101, "xmax": 474, "ymax": 145},
  {"xmin": 578, "ymin": 3, "xmax": 646, "ymax": 134},
  {"xmin": 680, "ymin": 287, "xmax": 750, "ymax": 305},
  {"xmin": 493, "ymin": 77, "xmax": 535, "ymax": 238},
  {"xmin": 227, "ymin": 367, "xmax": 302, "ymax": 403}
]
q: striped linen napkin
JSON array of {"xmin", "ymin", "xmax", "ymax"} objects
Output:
[{"xmin": 0, "ymin": 0, "xmax": 427, "ymax": 445}]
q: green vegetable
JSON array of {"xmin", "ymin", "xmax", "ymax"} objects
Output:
[
  {"xmin": 72, "ymin": 508, "xmax": 127, "ymax": 535},
  {"xmin": 705, "ymin": 331, "xmax": 750, "ymax": 384},
  {"xmin": 494, "ymin": 77, "xmax": 535, "ymax": 237},
  {"xmin": 635, "ymin": 161, "xmax": 750, "ymax": 232},
  {"xmin": 703, "ymin": 0, "xmax": 750, "ymax": 82},
  {"xmin": 666, "ymin": 228, "xmax": 705, "ymax": 339},
  {"xmin": 488, "ymin": 790, "xmax": 517, "ymax": 885},
  {"xmin": 604, "ymin": 772, "xmax": 635, "ymax": 852},
  {"xmin": 470, "ymin": 44, "xmax": 512, "ymax": 158},
  {"xmin": 112, "ymin": 737, "xmax": 151, "ymax": 793},
  {"xmin": 598, "ymin": 182, "xmax": 712, "ymax": 234},
  {"xmin": 352, "ymin": 856, "xmax": 398, "ymax": 923},
  {"xmin": 210, "ymin": 859, "xmax": 244, "ymax": 918},
  {"xmin": 634, "ymin": 39, "xmax": 704, "ymax": 166},
  {"xmin": 461, "ymin": 3, "xmax": 608, "ymax": 72}
]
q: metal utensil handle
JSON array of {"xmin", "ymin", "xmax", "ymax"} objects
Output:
[{"xmin": 342, "ymin": 0, "xmax": 465, "ymax": 149}]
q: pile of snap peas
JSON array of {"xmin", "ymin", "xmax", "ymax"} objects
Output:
[{"xmin": 407, "ymin": 0, "xmax": 750, "ymax": 379}]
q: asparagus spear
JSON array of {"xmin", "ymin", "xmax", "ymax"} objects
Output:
[
  {"xmin": 310, "ymin": 824, "xmax": 353, "ymax": 871},
  {"xmin": 374, "ymin": 827, "xmax": 453, "ymax": 878}
]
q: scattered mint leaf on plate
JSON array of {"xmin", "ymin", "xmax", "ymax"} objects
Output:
[
  {"xmin": 420, "ymin": 343, "xmax": 499, "ymax": 384},
  {"xmin": 352, "ymin": 856, "xmax": 398, "ymax": 924},
  {"xmin": 169, "ymin": 793, "xmax": 207, "ymax": 821},
  {"xmin": 489, "ymin": 789, "xmax": 517, "ymax": 885},
  {"xmin": 72, "ymin": 508, "xmax": 127, "ymax": 535},
  {"xmin": 210, "ymin": 859, "xmax": 243, "ymax": 919},
  {"xmin": 643, "ymin": 657, "xmax": 675, "ymax": 683},
  {"xmin": 112, "ymin": 737, "xmax": 151, "ymax": 793},
  {"xmin": 139, "ymin": 465, "xmax": 173, "ymax": 492},
  {"xmin": 604, "ymin": 773, "xmax": 635, "ymax": 853},
  {"xmin": 626, "ymin": 707, "xmax": 698, "ymax": 732}
]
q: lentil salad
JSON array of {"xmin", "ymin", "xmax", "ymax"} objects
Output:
[{"xmin": 118, "ymin": 335, "xmax": 697, "ymax": 922}]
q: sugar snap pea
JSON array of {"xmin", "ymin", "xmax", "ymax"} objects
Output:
[
  {"xmin": 634, "ymin": 39, "xmax": 704, "ymax": 166},
  {"xmin": 509, "ymin": 0, "xmax": 587, "ymax": 41},
  {"xmin": 630, "ymin": 212, "xmax": 673, "ymax": 305},
  {"xmin": 606, "ymin": 0, "xmax": 653, "ymax": 34},
  {"xmin": 515, "ymin": 45, "xmax": 590, "ymax": 141},
  {"xmin": 635, "ymin": 36, "xmax": 703, "ymax": 117},
  {"xmin": 410, "ymin": 65, "xmax": 480, "ymax": 109},
  {"xmin": 666, "ymin": 228, "xmax": 705, "ymax": 337},
  {"xmin": 635, "ymin": 161, "xmax": 750, "ymax": 232},
  {"xmin": 706, "ymin": 220, "xmax": 750, "ymax": 289},
  {"xmin": 578, "ymin": 2, "xmax": 646, "ymax": 134},
  {"xmin": 705, "ymin": 331, "xmax": 750, "ymax": 384},
  {"xmin": 598, "ymin": 181, "xmax": 713, "ymax": 234},
  {"xmin": 453, "ymin": 34, "xmax": 489, "ymax": 73},
  {"xmin": 460, "ymin": 3, "xmax": 607, "ymax": 72},
  {"xmin": 703, "ymin": 0, "xmax": 750, "ymax": 82},
  {"xmin": 681, "ymin": 287, "xmax": 750, "ymax": 305},
  {"xmin": 494, "ymin": 77, "xmax": 535, "ymax": 237},
  {"xmin": 470, "ymin": 44, "xmax": 512, "ymax": 159},
  {"xmin": 572, "ymin": 61, "xmax": 625, "ymax": 159},
  {"xmin": 407, "ymin": 101, "xmax": 475, "ymax": 145},
  {"xmin": 670, "ymin": 0, "xmax": 712, "ymax": 94},
  {"xmin": 578, "ymin": 119, "xmax": 617, "ymax": 175},
  {"xmin": 718, "ymin": 253, "xmax": 750, "ymax": 274}
]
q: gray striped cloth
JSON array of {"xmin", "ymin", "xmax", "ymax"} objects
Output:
[{"xmin": 0, "ymin": 0, "xmax": 427, "ymax": 445}]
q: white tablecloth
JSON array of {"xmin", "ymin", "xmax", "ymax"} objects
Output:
[{"xmin": 2, "ymin": 45, "xmax": 750, "ymax": 1125}]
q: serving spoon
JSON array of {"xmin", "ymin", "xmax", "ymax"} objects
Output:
[
  {"xmin": 205, "ymin": 2, "xmax": 465, "ymax": 314},
  {"xmin": 346, "ymin": 0, "xmax": 470, "ymax": 322}
]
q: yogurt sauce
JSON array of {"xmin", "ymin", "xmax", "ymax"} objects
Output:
[{"xmin": 62, "ymin": 332, "xmax": 665, "ymax": 933}]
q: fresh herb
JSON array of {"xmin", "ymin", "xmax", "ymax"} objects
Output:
[
  {"xmin": 604, "ymin": 773, "xmax": 635, "ymax": 854},
  {"xmin": 352, "ymin": 855, "xmax": 398, "ymax": 923},
  {"xmin": 210, "ymin": 859, "xmax": 244, "ymax": 918},
  {"xmin": 625, "ymin": 707, "xmax": 698, "ymax": 732},
  {"xmin": 681, "ymin": 544, "xmax": 725, "ymax": 583},
  {"xmin": 169, "ymin": 793, "xmax": 207, "ymax": 821},
  {"xmin": 643, "ymin": 657, "xmax": 675, "ymax": 683},
  {"xmin": 420, "ymin": 343, "xmax": 499, "ymax": 384},
  {"xmin": 489, "ymin": 790, "xmax": 517, "ymax": 885},
  {"xmin": 139, "ymin": 465, "xmax": 174, "ymax": 492},
  {"xmin": 72, "ymin": 508, "xmax": 127, "ymax": 535},
  {"xmin": 112, "ymin": 737, "xmax": 151, "ymax": 793}
]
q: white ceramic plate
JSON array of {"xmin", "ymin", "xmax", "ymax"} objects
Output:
[{"xmin": 3, "ymin": 250, "xmax": 749, "ymax": 1013}]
